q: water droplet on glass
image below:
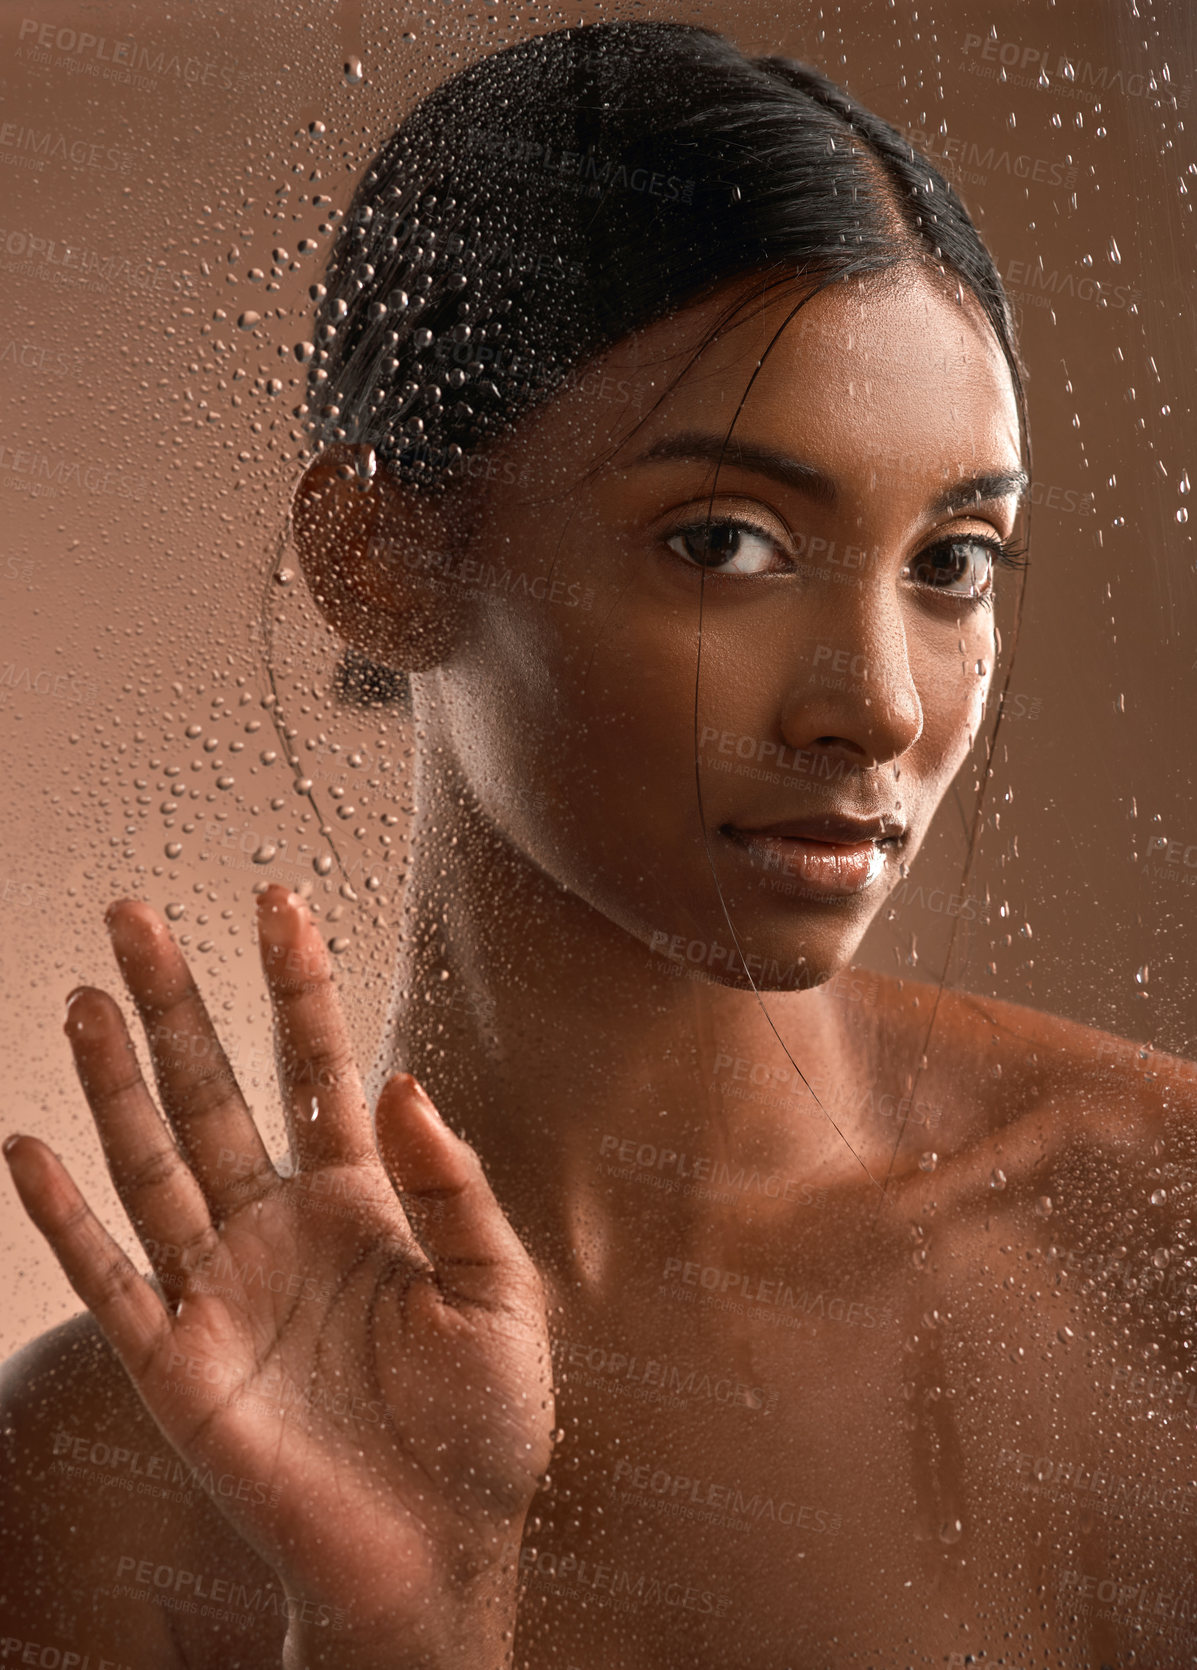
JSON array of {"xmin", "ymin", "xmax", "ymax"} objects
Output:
[
  {"xmin": 919, "ymin": 1151, "xmax": 938, "ymax": 1173},
  {"xmin": 1108, "ymin": 237, "xmax": 1122, "ymax": 265},
  {"xmin": 938, "ymin": 1518, "xmax": 963, "ymax": 1544},
  {"xmin": 314, "ymin": 853, "xmax": 334, "ymax": 876},
  {"xmin": 1152, "ymin": 1189, "xmax": 1168, "ymax": 1206},
  {"xmin": 343, "ymin": 57, "xmax": 364, "ymax": 85},
  {"xmin": 1035, "ymin": 1195, "xmax": 1053, "ymax": 1217},
  {"xmin": 990, "ymin": 1167, "xmax": 1007, "ymax": 1190},
  {"xmin": 165, "ymin": 903, "xmax": 185, "ymax": 921},
  {"xmin": 237, "ymin": 311, "xmax": 261, "ymax": 331},
  {"xmin": 164, "ymin": 842, "xmax": 182, "ymax": 860},
  {"xmin": 251, "ymin": 844, "xmax": 278, "ymax": 866},
  {"xmin": 329, "ymin": 936, "xmax": 350, "ymax": 955}
]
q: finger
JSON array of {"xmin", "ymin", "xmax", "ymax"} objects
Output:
[
  {"xmin": 4, "ymin": 1133, "xmax": 172, "ymax": 1374},
  {"xmin": 105, "ymin": 899, "xmax": 276, "ymax": 1211},
  {"xmin": 376, "ymin": 1075, "xmax": 540, "ymax": 1312},
  {"xmin": 256, "ymin": 886, "xmax": 375, "ymax": 1169},
  {"xmin": 62, "ymin": 987, "xmax": 219, "ymax": 1288}
]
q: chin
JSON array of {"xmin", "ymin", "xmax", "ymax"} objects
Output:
[{"xmin": 643, "ymin": 909, "xmax": 865, "ymax": 994}]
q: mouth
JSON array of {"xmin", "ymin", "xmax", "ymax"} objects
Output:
[{"xmin": 721, "ymin": 816, "xmax": 905, "ymax": 899}]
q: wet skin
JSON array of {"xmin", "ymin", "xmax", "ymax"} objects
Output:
[{"xmin": 4, "ymin": 268, "xmax": 1197, "ymax": 1669}]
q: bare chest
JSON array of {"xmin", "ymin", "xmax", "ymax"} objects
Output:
[
  {"xmin": 513, "ymin": 1243, "xmax": 1197, "ymax": 1669},
  {"xmin": 160, "ymin": 1217, "xmax": 1197, "ymax": 1670}
]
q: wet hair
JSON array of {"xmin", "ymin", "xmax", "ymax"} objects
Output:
[{"xmin": 302, "ymin": 19, "xmax": 1025, "ymax": 705}]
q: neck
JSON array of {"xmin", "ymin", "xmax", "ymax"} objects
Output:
[{"xmin": 367, "ymin": 775, "xmax": 906, "ymax": 1289}]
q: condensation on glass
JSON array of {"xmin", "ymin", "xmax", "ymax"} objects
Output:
[{"xmin": 1, "ymin": 3, "xmax": 1195, "ymax": 1667}]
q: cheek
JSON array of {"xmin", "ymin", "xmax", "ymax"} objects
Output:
[
  {"xmin": 452, "ymin": 591, "xmax": 706, "ymax": 839},
  {"xmin": 915, "ymin": 612, "xmax": 995, "ymax": 759}
]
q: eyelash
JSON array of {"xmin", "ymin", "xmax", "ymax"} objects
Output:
[{"xmin": 662, "ymin": 514, "xmax": 1029, "ymax": 599}]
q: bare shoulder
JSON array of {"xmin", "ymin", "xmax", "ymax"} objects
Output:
[
  {"xmin": 861, "ymin": 968, "xmax": 1197, "ymax": 1144},
  {"xmin": 937, "ymin": 981, "xmax": 1196, "ymax": 1137},
  {"xmin": 0, "ymin": 1310, "xmax": 280, "ymax": 1667},
  {"xmin": 865, "ymin": 974, "xmax": 1197, "ymax": 1278}
]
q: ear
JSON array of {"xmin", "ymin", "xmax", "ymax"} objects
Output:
[{"xmin": 291, "ymin": 443, "xmax": 458, "ymax": 673}]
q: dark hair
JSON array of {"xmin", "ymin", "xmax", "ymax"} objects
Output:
[{"xmin": 302, "ymin": 19, "xmax": 1025, "ymax": 705}]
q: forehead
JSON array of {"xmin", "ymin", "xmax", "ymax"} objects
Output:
[
  {"xmin": 612, "ymin": 266, "xmax": 1022, "ymax": 486},
  {"xmin": 474, "ymin": 265, "xmax": 1023, "ymax": 507}
]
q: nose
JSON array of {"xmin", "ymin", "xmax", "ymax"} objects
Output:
[{"xmin": 778, "ymin": 588, "xmax": 924, "ymax": 770}]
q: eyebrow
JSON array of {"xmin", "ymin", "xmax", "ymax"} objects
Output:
[{"xmin": 632, "ymin": 431, "xmax": 1028, "ymax": 515}]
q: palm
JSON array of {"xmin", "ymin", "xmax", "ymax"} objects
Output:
[{"xmin": 6, "ymin": 888, "xmax": 553, "ymax": 1635}]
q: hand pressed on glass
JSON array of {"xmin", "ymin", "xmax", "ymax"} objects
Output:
[{"xmin": 4, "ymin": 885, "xmax": 554, "ymax": 1669}]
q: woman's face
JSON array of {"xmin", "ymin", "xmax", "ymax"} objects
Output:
[{"xmin": 402, "ymin": 264, "xmax": 1024, "ymax": 990}]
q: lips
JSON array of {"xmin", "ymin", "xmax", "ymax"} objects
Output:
[
  {"xmin": 722, "ymin": 814, "xmax": 904, "ymax": 898},
  {"xmin": 734, "ymin": 814, "xmax": 905, "ymax": 845}
]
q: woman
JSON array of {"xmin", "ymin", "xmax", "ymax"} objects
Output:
[{"xmin": 3, "ymin": 19, "xmax": 1193, "ymax": 1669}]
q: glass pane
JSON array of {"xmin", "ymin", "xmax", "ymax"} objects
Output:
[{"xmin": 3, "ymin": 3, "xmax": 1194, "ymax": 1664}]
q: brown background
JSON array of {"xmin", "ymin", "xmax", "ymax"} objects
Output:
[{"xmin": 2, "ymin": 0, "xmax": 1193, "ymax": 1354}]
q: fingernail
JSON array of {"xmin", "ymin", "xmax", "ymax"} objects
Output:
[
  {"xmin": 257, "ymin": 885, "xmax": 299, "ymax": 914},
  {"xmin": 63, "ymin": 987, "xmax": 88, "ymax": 1025},
  {"xmin": 3, "ymin": 1134, "xmax": 22, "ymax": 1159},
  {"xmin": 405, "ymin": 1074, "xmax": 442, "ymax": 1119}
]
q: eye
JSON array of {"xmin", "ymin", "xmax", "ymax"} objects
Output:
[
  {"xmin": 664, "ymin": 516, "xmax": 785, "ymax": 575},
  {"xmin": 904, "ymin": 534, "xmax": 1020, "ymax": 600}
]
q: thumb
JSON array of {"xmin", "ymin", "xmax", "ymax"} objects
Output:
[{"xmin": 375, "ymin": 1074, "xmax": 538, "ymax": 1312}]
